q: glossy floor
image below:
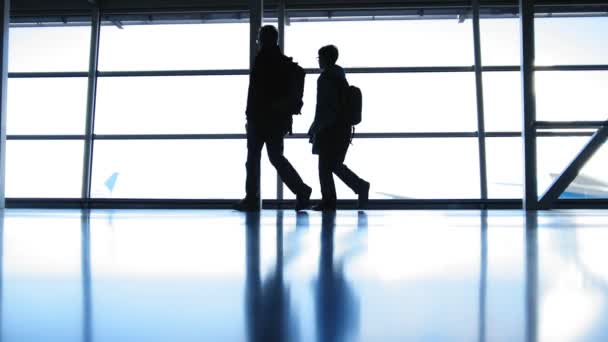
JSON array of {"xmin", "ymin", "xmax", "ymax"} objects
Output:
[{"xmin": 1, "ymin": 209, "xmax": 608, "ymax": 341}]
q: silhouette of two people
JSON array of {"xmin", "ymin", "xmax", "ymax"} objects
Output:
[{"xmin": 236, "ymin": 27, "xmax": 370, "ymax": 212}]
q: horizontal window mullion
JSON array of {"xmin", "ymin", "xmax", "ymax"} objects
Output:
[
  {"xmin": 9, "ymin": 72, "xmax": 88, "ymax": 78},
  {"xmin": 94, "ymin": 133, "xmax": 246, "ymax": 140},
  {"xmin": 93, "ymin": 132, "xmax": 481, "ymax": 140},
  {"xmin": 12, "ymin": 65, "xmax": 608, "ymax": 78},
  {"xmin": 485, "ymin": 132, "xmax": 595, "ymax": 137},
  {"xmin": 536, "ymin": 64, "xmax": 608, "ymax": 72},
  {"xmin": 340, "ymin": 66, "xmax": 474, "ymax": 73},
  {"xmin": 479, "ymin": 65, "xmax": 608, "ymax": 72},
  {"xmin": 7, "ymin": 135, "xmax": 85, "ymax": 140},
  {"xmin": 98, "ymin": 69, "xmax": 250, "ymax": 77},
  {"xmin": 7, "ymin": 132, "xmax": 596, "ymax": 140}
]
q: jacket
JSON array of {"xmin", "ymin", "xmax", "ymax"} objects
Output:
[
  {"xmin": 245, "ymin": 45, "xmax": 292, "ymax": 133},
  {"xmin": 308, "ymin": 64, "xmax": 349, "ymax": 154}
]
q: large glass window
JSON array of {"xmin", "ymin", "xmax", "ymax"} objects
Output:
[
  {"xmin": 562, "ymin": 141, "xmax": 608, "ymax": 199},
  {"xmin": 536, "ymin": 136, "xmax": 588, "ymax": 196},
  {"xmin": 536, "ymin": 71, "xmax": 608, "ymax": 122},
  {"xmin": 482, "ymin": 72, "xmax": 521, "ymax": 132},
  {"xmin": 285, "ymin": 19, "xmax": 474, "ymax": 68},
  {"xmin": 6, "ymin": 11, "xmax": 607, "ymax": 204},
  {"xmin": 480, "ymin": 17, "xmax": 519, "ymax": 66},
  {"xmin": 9, "ymin": 25, "xmax": 91, "ymax": 72},
  {"xmin": 284, "ymin": 138, "xmax": 481, "ymax": 199},
  {"xmin": 486, "ymin": 137, "xmax": 523, "ymax": 199},
  {"xmin": 90, "ymin": 140, "xmax": 276, "ymax": 199},
  {"xmin": 98, "ymin": 21, "xmax": 249, "ymax": 71},
  {"xmin": 5, "ymin": 141, "xmax": 84, "ymax": 198},
  {"xmin": 7, "ymin": 77, "xmax": 88, "ymax": 135},
  {"xmin": 7, "ymin": 23, "xmax": 90, "ymax": 199},
  {"xmin": 292, "ymin": 72, "xmax": 478, "ymax": 134},
  {"xmin": 536, "ymin": 16, "xmax": 608, "ymax": 66},
  {"xmin": 95, "ymin": 76, "xmax": 248, "ymax": 134}
]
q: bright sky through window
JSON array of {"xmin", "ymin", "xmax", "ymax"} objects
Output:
[{"xmin": 5, "ymin": 15, "xmax": 608, "ymax": 199}]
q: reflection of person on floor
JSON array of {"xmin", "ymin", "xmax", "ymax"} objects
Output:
[
  {"xmin": 244, "ymin": 212, "xmax": 299, "ymax": 342},
  {"xmin": 314, "ymin": 212, "xmax": 361, "ymax": 342}
]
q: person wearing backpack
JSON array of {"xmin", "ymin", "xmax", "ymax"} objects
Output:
[
  {"xmin": 234, "ymin": 25, "xmax": 312, "ymax": 212},
  {"xmin": 307, "ymin": 45, "xmax": 370, "ymax": 211}
]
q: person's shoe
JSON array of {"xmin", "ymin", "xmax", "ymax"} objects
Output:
[
  {"xmin": 233, "ymin": 198, "xmax": 261, "ymax": 212},
  {"xmin": 295, "ymin": 186, "xmax": 312, "ymax": 211},
  {"xmin": 312, "ymin": 201, "xmax": 336, "ymax": 212},
  {"xmin": 357, "ymin": 181, "xmax": 370, "ymax": 209}
]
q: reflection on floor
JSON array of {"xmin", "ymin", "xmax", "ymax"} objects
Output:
[{"xmin": 1, "ymin": 209, "xmax": 608, "ymax": 341}]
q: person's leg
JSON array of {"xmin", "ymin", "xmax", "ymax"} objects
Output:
[
  {"xmin": 266, "ymin": 131, "xmax": 311, "ymax": 210},
  {"xmin": 244, "ymin": 125, "xmax": 264, "ymax": 201},
  {"xmin": 332, "ymin": 129, "xmax": 370, "ymax": 208},
  {"xmin": 317, "ymin": 149, "xmax": 337, "ymax": 209},
  {"xmin": 334, "ymin": 163, "xmax": 365, "ymax": 193}
]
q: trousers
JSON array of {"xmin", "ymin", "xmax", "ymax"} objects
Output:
[{"xmin": 245, "ymin": 123, "xmax": 308, "ymax": 199}]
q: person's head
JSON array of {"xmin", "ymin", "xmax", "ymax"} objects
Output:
[
  {"xmin": 258, "ymin": 25, "xmax": 279, "ymax": 50},
  {"xmin": 318, "ymin": 45, "xmax": 339, "ymax": 70}
]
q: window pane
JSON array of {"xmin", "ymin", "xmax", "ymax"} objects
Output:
[
  {"xmin": 283, "ymin": 138, "xmax": 481, "ymax": 199},
  {"xmin": 3, "ymin": 212, "xmax": 82, "ymax": 342},
  {"xmin": 562, "ymin": 141, "xmax": 608, "ymax": 199},
  {"xmin": 536, "ymin": 71, "xmax": 608, "ymax": 122},
  {"xmin": 7, "ymin": 78, "xmax": 88, "ymax": 135},
  {"xmin": 482, "ymin": 72, "xmax": 522, "ymax": 132},
  {"xmin": 486, "ymin": 137, "xmax": 523, "ymax": 199},
  {"xmin": 536, "ymin": 16, "xmax": 608, "ymax": 66},
  {"xmin": 9, "ymin": 25, "xmax": 91, "ymax": 72},
  {"xmin": 98, "ymin": 22, "xmax": 249, "ymax": 71},
  {"xmin": 285, "ymin": 19, "xmax": 474, "ymax": 68},
  {"xmin": 480, "ymin": 17, "xmax": 519, "ymax": 66},
  {"xmin": 537, "ymin": 136, "xmax": 587, "ymax": 196},
  {"xmin": 91, "ymin": 140, "xmax": 276, "ymax": 199},
  {"xmin": 95, "ymin": 76, "xmax": 248, "ymax": 134},
  {"xmin": 292, "ymin": 72, "xmax": 478, "ymax": 134},
  {"xmin": 6, "ymin": 141, "xmax": 84, "ymax": 198}
]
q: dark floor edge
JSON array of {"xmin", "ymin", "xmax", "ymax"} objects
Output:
[{"xmin": 6, "ymin": 198, "xmax": 608, "ymax": 210}]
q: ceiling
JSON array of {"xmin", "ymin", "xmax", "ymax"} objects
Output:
[{"xmin": 10, "ymin": 0, "xmax": 608, "ymax": 14}]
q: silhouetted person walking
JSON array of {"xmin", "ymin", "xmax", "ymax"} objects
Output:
[
  {"xmin": 235, "ymin": 25, "xmax": 312, "ymax": 212},
  {"xmin": 308, "ymin": 45, "xmax": 370, "ymax": 211}
]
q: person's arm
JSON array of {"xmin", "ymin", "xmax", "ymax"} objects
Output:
[
  {"xmin": 310, "ymin": 75, "xmax": 340, "ymax": 135},
  {"xmin": 245, "ymin": 57, "xmax": 260, "ymax": 117}
]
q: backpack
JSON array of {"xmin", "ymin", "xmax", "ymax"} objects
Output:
[
  {"xmin": 342, "ymin": 83, "xmax": 362, "ymax": 126},
  {"xmin": 284, "ymin": 57, "xmax": 306, "ymax": 115}
]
